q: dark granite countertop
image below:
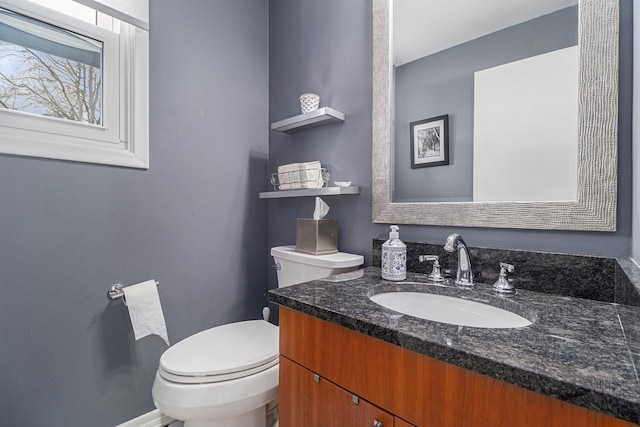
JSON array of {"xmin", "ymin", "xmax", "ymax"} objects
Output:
[{"xmin": 269, "ymin": 267, "xmax": 640, "ymax": 425}]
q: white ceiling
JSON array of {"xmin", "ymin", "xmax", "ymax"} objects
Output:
[{"xmin": 394, "ymin": 0, "xmax": 579, "ymax": 66}]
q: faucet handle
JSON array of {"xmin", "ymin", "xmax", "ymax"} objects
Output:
[
  {"xmin": 500, "ymin": 262, "xmax": 515, "ymax": 273},
  {"xmin": 494, "ymin": 263, "xmax": 516, "ymax": 295},
  {"xmin": 419, "ymin": 255, "xmax": 446, "ymax": 282}
]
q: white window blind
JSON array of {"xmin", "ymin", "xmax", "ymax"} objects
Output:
[{"xmin": 72, "ymin": 0, "xmax": 148, "ymax": 30}]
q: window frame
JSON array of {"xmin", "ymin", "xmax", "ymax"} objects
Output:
[{"xmin": 0, "ymin": 0, "xmax": 149, "ymax": 168}]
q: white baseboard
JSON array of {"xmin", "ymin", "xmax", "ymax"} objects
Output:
[{"xmin": 115, "ymin": 409, "xmax": 176, "ymax": 427}]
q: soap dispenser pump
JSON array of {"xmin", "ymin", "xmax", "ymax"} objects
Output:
[{"xmin": 381, "ymin": 225, "xmax": 406, "ymax": 281}]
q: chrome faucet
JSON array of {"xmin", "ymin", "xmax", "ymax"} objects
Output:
[{"xmin": 443, "ymin": 233, "xmax": 474, "ymax": 287}]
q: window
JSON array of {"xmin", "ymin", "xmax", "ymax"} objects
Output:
[
  {"xmin": 0, "ymin": 0, "xmax": 148, "ymax": 168},
  {"xmin": 0, "ymin": 8, "xmax": 104, "ymax": 124}
]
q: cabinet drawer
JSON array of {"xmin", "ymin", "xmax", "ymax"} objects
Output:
[
  {"xmin": 280, "ymin": 355, "xmax": 394, "ymax": 427},
  {"xmin": 395, "ymin": 418, "xmax": 417, "ymax": 427}
]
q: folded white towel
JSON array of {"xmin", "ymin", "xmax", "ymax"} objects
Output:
[
  {"xmin": 277, "ymin": 161, "xmax": 322, "ymax": 190},
  {"xmin": 300, "ymin": 161, "xmax": 322, "ymax": 189},
  {"xmin": 277, "ymin": 163, "xmax": 302, "ymax": 190}
]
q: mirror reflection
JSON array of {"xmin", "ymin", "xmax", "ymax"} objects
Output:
[{"xmin": 392, "ymin": 0, "xmax": 579, "ymax": 203}]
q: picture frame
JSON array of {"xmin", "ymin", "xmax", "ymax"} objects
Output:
[{"xmin": 410, "ymin": 115, "xmax": 449, "ymax": 168}]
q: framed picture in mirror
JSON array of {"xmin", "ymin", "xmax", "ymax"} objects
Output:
[{"xmin": 410, "ymin": 115, "xmax": 449, "ymax": 168}]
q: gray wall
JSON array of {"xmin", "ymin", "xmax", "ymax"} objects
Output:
[
  {"xmin": 268, "ymin": 0, "xmax": 376, "ymax": 295},
  {"xmin": 0, "ymin": 1, "xmax": 269, "ymax": 425},
  {"xmin": 394, "ymin": 6, "xmax": 578, "ymax": 202},
  {"xmin": 633, "ymin": 0, "xmax": 639, "ymax": 264},
  {"xmin": 268, "ymin": 0, "xmax": 633, "ymax": 312}
]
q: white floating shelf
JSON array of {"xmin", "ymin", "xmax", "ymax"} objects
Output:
[
  {"xmin": 270, "ymin": 107, "xmax": 345, "ymax": 134},
  {"xmin": 259, "ymin": 186, "xmax": 360, "ymax": 199}
]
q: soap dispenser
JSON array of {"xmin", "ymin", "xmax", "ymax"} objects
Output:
[{"xmin": 381, "ymin": 225, "xmax": 406, "ymax": 281}]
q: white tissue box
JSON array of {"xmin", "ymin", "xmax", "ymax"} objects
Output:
[
  {"xmin": 295, "ymin": 219, "xmax": 338, "ymax": 255},
  {"xmin": 277, "ymin": 161, "xmax": 323, "ymax": 190}
]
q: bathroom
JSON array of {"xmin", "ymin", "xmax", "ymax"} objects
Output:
[{"xmin": 0, "ymin": 0, "xmax": 636, "ymax": 425}]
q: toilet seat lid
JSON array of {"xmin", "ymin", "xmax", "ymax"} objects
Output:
[{"xmin": 159, "ymin": 320, "xmax": 279, "ymax": 383}]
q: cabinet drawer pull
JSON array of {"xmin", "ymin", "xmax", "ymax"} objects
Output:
[{"xmin": 369, "ymin": 420, "xmax": 383, "ymax": 427}]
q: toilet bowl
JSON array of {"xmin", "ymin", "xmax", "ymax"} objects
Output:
[
  {"xmin": 152, "ymin": 246, "xmax": 364, "ymax": 427},
  {"xmin": 152, "ymin": 320, "xmax": 279, "ymax": 427}
]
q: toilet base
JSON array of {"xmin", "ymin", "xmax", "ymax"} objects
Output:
[
  {"xmin": 184, "ymin": 405, "xmax": 266, "ymax": 427},
  {"xmin": 183, "ymin": 401, "xmax": 279, "ymax": 427},
  {"xmin": 152, "ymin": 364, "xmax": 278, "ymax": 427}
]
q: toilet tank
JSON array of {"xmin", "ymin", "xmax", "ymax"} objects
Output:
[{"xmin": 270, "ymin": 246, "xmax": 364, "ymax": 288}]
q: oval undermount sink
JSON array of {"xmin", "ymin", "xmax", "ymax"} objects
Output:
[{"xmin": 370, "ymin": 292, "xmax": 532, "ymax": 329}]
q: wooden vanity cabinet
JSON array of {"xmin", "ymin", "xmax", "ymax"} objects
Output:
[
  {"xmin": 278, "ymin": 307, "xmax": 637, "ymax": 427},
  {"xmin": 394, "ymin": 419, "xmax": 418, "ymax": 427}
]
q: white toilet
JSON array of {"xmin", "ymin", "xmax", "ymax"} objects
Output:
[{"xmin": 152, "ymin": 245, "xmax": 364, "ymax": 427}]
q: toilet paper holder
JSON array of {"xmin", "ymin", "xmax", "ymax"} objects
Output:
[{"xmin": 108, "ymin": 281, "xmax": 159, "ymax": 302}]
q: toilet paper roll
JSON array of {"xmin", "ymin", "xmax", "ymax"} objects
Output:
[{"xmin": 123, "ymin": 280, "xmax": 169, "ymax": 346}]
